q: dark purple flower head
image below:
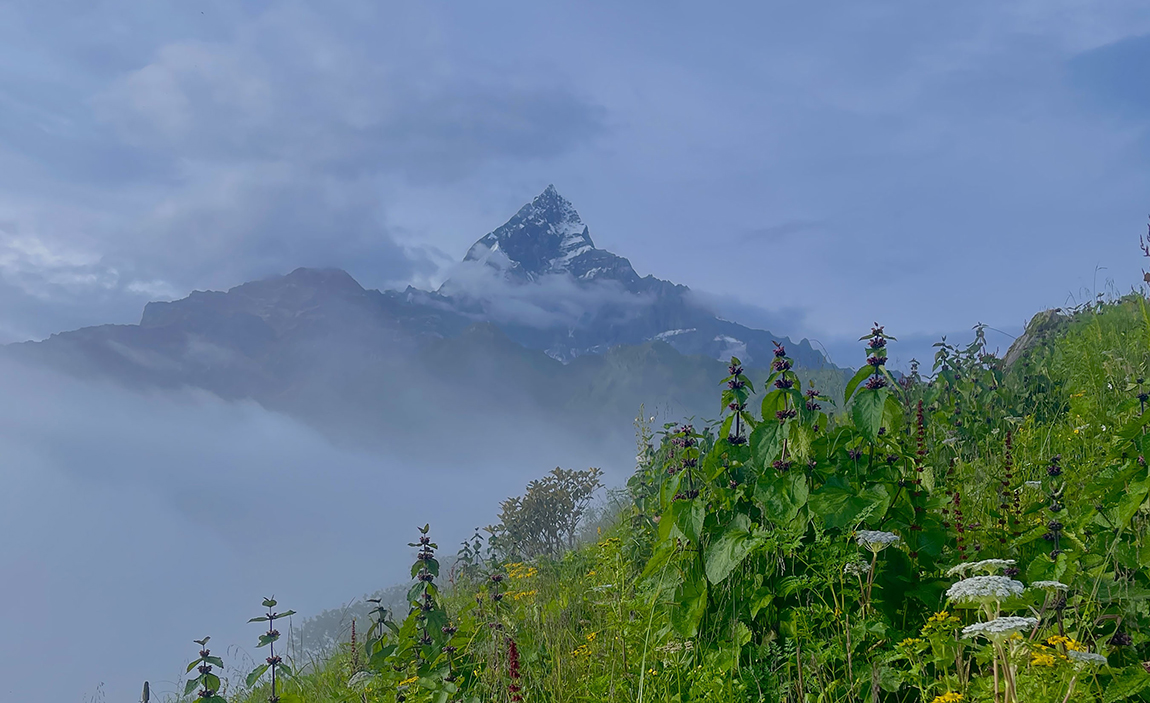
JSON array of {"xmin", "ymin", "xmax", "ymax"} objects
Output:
[
  {"xmin": 866, "ymin": 355, "xmax": 884, "ymax": 368},
  {"xmin": 728, "ymin": 363, "xmax": 743, "ymax": 375},
  {"xmin": 864, "ymin": 375, "xmax": 888, "ymax": 390},
  {"xmin": 775, "ymin": 377, "xmax": 794, "ymax": 389},
  {"xmin": 773, "ymin": 343, "xmax": 786, "ymax": 357}
]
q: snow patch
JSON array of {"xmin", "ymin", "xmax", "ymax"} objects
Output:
[
  {"xmin": 713, "ymin": 335, "xmax": 747, "ymax": 360},
  {"xmin": 653, "ymin": 328, "xmax": 697, "ymax": 341}
]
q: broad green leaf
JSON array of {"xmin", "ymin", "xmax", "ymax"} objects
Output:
[
  {"xmin": 670, "ymin": 572, "xmax": 707, "ymax": 638},
  {"xmin": 751, "ymin": 421, "xmax": 782, "ymax": 468},
  {"xmin": 754, "ymin": 472, "xmax": 809, "ymax": 525},
  {"xmin": 704, "ymin": 514, "xmax": 762, "ymax": 584},
  {"xmin": 809, "ymin": 476, "xmax": 891, "ymax": 530},
  {"xmin": 851, "ymin": 387, "xmax": 888, "ymax": 442},
  {"xmin": 843, "ymin": 365, "xmax": 873, "ymax": 404},
  {"xmin": 245, "ymin": 663, "xmax": 269, "ymax": 688},
  {"xmin": 671, "ymin": 498, "xmax": 705, "ymax": 544}
]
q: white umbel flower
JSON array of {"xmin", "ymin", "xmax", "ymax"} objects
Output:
[
  {"xmin": 961, "ymin": 616, "xmax": 1038, "ymax": 641},
  {"xmin": 1067, "ymin": 650, "xmax": 1108, "ymax": 666},
  {"xmin": 856, "ymin": 530, "xmax": 900, "ymax": 552},
  {"xmin": 946, "ymin": 575, "xmax": 1025, "ymax": 603},
  {"xmin": 1029, "ymin": 580, "xmax": 1069, "ymax": 591},
  {"xmin": 946, "ymin": 559, "xmax": 1015, "ymax": 577},
  {"xmin": 844, "ymin": 561, "xmax": 870, "ymax": 577}
]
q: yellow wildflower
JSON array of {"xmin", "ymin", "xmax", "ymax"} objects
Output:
[
  {"xmin": 1047, "ymin": 635, "xmax": 1085, "ymax": 652},
  {"xmin": 1031, "ymin": 652, "xmax": 1056, "ymax": 667},
  {"xmin": 510, "ymin": 590, "xmax": 537, "ymax": 601},
  {"xmin": 586, "ymin": 631, "xmax": 597, "ymax": 642},
  {"xmin": 931, "ymin": 693, "xmax": 964, "ymax": 703},
  {"xmin": 399, "ymin": 676, "xmax": 419, "ymax": 687},
  {"xmin": 899, "ymin": 638, "xmax": 925, "ymax": 648}
]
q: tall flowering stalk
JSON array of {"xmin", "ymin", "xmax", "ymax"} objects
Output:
[
  {"xmin": 720, "ymin": 357, "xmax": 755, "ymax": 445},
  {"xmin": 506, "ymin": 637, "xmax": 523, "ymax": 702},
  {"xmin": 246, "ymin": 598, "xmax": 296, "ymax": 702},
  {"xmin": 185, "ymin": 637, "xmax": 226, "ymax": 703}
]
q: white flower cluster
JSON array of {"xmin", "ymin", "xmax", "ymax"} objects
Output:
[
  {"xmin": 961, "ymin": 616, "xmax": 1039, "ymax": 641},
  {"xmin": 856, "ymin": 530, "xmax": 900, "ymax": 552},
  {"xmin": 946, "ymin": 575, "xmax": 1025, "ymax": 603},
  {"xmin": 946, "ymin": 559, "xmax": 1015, "ymax": 577},
  {"xmin": 1067, "ymin": 650, "xmax": 1108, "ymax": 666},
  {"xmin": 1029, "ymin": 580, "xmax": 1069, "ymax": 591},
  {"xmin": 844, "ymin": 561, "xmax": 870, "ymax": 577}
]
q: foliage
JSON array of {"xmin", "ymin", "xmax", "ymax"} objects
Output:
[
  {"xmin": 173, "ymin": 291, "xmax": 1150, "ymax": 703},
  {"xmin": 487, "ymin": 467, "xmax": 605, "ymax": 560}
]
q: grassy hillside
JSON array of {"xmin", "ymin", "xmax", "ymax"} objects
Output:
[{"xmin": 171, "ymin": 295, "xmax": 1150, "ymax": 703}]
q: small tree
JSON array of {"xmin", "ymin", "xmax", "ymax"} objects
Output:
[{"xmin": 488, "ymin": 467, "xmax": 604, "ymax": 559}]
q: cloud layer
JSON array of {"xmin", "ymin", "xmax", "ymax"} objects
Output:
[{"xmin": 0, "ymin": 358, "xmax": 622, "ymax": 701}]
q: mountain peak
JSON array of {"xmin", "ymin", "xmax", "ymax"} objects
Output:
[{"xmin": 461, "ymin": 185, "xmax": 600, "ymax": 282}]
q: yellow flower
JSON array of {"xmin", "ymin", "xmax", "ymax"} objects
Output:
[
  {"xmin": 928, "ymin": 611, "xmax": 950, "ymax": 623},
  {"xmin": 1031, "ymin": 652, "xmax": 1056, "ymax": 667},
  {"xmin": 399, "ymin": 676, "xmax": 419, "ymax": 687},
  {"xmin": 899, "ymin": 638, "xmax": 925, "ymax": 648},
  {"xmin": 586, "ymin": 631, "xmax": 597, "ymax": 642},
  {"xmin": 510, "ymin": 589, "xmax": 537, "ymax": 601},
  {"xmin": 1047, "ymin": 635, "xmax": 1085, "ymax": 652},
  {"xmin": 930, "ymin": 693, "xmax": 964, "ymax": 703}
]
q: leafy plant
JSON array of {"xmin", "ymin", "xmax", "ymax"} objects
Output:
[
  {"xmin": 184, "ymin": 637, "xmax": 226, "ymax": 703},
  {"xmin": 246, "ymin": 597, "xmax": 296, "ymax": 702}
]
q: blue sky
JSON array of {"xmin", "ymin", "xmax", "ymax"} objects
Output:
[{"xmin": 1, "ymin": 0, "xmax": 1149, "ymax": 365}]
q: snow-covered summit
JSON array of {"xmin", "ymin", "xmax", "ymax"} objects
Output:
[{"xmin": 460, "ymin": 185, "xmax": 640, "ymax": 286}]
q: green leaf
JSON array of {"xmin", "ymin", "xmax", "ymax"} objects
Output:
[
  {"xmin": 245, "ymin": 663, "xmax": 269, "ymax": 688},
  {"xmin": 754, "ymin": 472, "xmax": 810, "ymax": 526},
  {"xmin": 671, "ymin": 498, "xmax": 705, "ymax": 544},
  {"xmin": 671, "ymin": 572, "xmax": 708, "ymax": 638},
  {"xmin": 751, "ymin": 421, "xmax": 782, "ymax": 468},
  {"xmin": 184, "ymin": 679, "xmax": 200, "ymax": 696},
  {"xmin": 844, "ymin": 365, "xmax": 873, "ymax": 404},
  {"xmin": 851, "ymin": 387, "xmax": 889, "ymax": 442},
  {"xmin": 205, "ymin": 655, "xmax": 224, "ymax": 668},
  {"xmin": 248, "ymin": 616, "xmax": 269, "ymax": 623},
  {"xmin": 704, "ymin": 514, "xmax": 762, "ymax": 584},
  {"xmin": 262, "ymin": 598, "xmax": 277, "ymax": 608},
  {"xmin": 368, "ymin": 643, "xmax": 397, "ymax": 668},
  {"xmin": 809, "ymin": 476, "xmax": 891, "ymax": 530}
]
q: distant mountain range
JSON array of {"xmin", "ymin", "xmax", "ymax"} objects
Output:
[{"xmin": 3, "ymin": 186, "xmax": 841, "ymax": 454}]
